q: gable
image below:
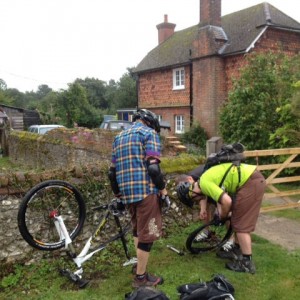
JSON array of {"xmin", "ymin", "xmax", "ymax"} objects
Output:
[{"xmin": 134, "ymin": 2, "xmax": 300, "ymax": 74}]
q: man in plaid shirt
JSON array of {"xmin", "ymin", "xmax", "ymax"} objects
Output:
[{"xmin": 109, "ymin": 109, "xmax": 168, "ymax": 288}]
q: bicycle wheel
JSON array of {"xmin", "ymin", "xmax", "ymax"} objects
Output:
[
  {"xmin": 186, "ymin": 220, "xmax": 233, "ymax": 254},
  {"xmin": 18, "ymin": 180, "xmax": 86, "ymax": 251}
]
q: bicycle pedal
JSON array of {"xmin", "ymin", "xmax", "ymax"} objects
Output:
[
  {"xmin": 77, "ymin": 278, "xmax": 90, "ymax": 289},
  {"xmin": 123, "ymin": 257, "xmax": 138, "ymax": 266}
]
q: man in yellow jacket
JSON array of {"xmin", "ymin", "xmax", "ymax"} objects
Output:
[{"xmin": 177, "ymin": 162, "xmax": 266, "ymax": 274}]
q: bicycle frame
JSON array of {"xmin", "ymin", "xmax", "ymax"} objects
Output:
[{"xmin": 50, "ymin": 203, "xmax": 137, "ymax": 286}]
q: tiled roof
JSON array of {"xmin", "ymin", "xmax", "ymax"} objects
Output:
[{"xmin": 134, "ymin": 2, "xmax": 300, "ymax": 73}]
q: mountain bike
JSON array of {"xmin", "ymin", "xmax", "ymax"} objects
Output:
[
  {"xmin": 186, "ymin": 215, "xmax": 233, "ymax": 254},
  {"xmin": 17, "ymin": 180, "xmax": 136, "ymax": 288}
]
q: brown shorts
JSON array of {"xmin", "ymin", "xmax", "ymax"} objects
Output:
[
  {"xmin": 128, "ymin": 194, "xmax": 162, "ymax": 243},
  {"xmin": 231, "ymin": 170, "xmax": 266, "ymax": 233}
]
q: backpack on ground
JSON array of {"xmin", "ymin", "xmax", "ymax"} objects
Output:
[
  {"xmin": 125, "ymin": 286, "xmax": 170, "ymax": 300},
  {"xmin": 177, "ymin": 274, "xmax": 235, "ymax": 300}
]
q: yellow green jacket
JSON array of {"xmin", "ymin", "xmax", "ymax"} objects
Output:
[{"xmin": 198, "ymin": 163, "xmax": 256, "ymax": 202}]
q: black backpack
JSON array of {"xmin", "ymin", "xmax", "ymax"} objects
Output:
[
  {"xmin": 125, "ymin": 286, "xmax": 170, "ymax": 300},
  {"xmin": 204, "ymin": 142, "xmax": 245, "ymax": 171},
  {"xmin": 203, "ymin": 142, "xmax": 245, "ymax": 185},
  {"xmin": 177, "ymin": 274, "xmax": 235, "ymax": 300}
]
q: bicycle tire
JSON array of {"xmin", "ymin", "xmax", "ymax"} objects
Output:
[
  {"xmin": 18, "ymin": 180, "xmax": 86, "ymax": 251},
  {"xmin": 186, "ymin": 220, "xmax": 233, "ymax": 254}
]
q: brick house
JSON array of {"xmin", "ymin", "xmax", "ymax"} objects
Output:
[{"xmin": 133, "ymin": 0, "xmax": 300, "ymax": 137}]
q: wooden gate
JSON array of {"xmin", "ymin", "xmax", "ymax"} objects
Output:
[{"xmin": 244, "ymin": 148, "xmax": 300, "ymax": 212}]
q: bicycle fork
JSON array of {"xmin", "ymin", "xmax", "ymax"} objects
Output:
[{"xmin": 52, "ymin": 215, "xmax": 92, "ymax": 288}]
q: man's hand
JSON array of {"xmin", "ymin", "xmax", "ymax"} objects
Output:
[
  {"xmin": 199, "ymin": 209, "xmax": 207, "ymax": 220},
  {"xmin": 160, "ymin": 194, "xmax": 171, "ymax": 213},
  {"xmin": 213, "ymin": 212, "xmax": 226, "ymax": 226}
]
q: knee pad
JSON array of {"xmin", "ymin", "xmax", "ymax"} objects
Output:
[{"xmin": 137, "ymin": 242, "xmax": 153, "ymax": 252}]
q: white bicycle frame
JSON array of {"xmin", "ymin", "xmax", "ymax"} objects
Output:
[{"xmin": 53, "ymin": 212, "xmax": 137, "ymax": 279}]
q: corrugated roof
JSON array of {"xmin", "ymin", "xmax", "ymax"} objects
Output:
[{"xmin": 134, "ymin": 2, "xmax": 300, "ymax": 73}]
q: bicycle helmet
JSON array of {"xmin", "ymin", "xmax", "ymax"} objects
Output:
[
  {"xmin": 133, "ymin": 109, "xmax": 160, "ymax": 133},
  {"xmin": 176, "ymin": 181, "xmax": 194, "ymax": 208}
]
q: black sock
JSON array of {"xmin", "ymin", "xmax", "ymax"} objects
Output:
[{"xmin": 136, "ymin": 273, "xmax": 146, "ymax": 280}]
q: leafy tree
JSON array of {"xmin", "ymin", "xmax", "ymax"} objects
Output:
[
  {"xmin": 0, "ymin": 79, "xmax": 7, "ymax": 91},
  {"xmin": 220, "ymin": 52, "xmax": 300, "ymax": 150},
  {"xmin": 270, "ymin": 80, "xmax": 300, "ymax": 147},
  {"xmin": 36, "ymin": 85, "xmax": 52, "ymax": 99},
  {"xmin": 0, "ymin": 79, "xmax": 14, "ymax": 105},
  {"xmin": 105, "ymin": 68, "xmax": 137, "ymax": 111},
  {"xmin": 180, "ymin": 123, "xmax": 208, "ymax": 152},
  {"xmin": 55, "ymin": 83, "xmax": 101, "ymax": 128},
  {"xmin": 5, "ymin": 88, "xmax": 26, "ymax": 108},
  {"xmin": 74, "ymin": 78, "xmax": 108, "ymax": 109},
  {"xmin": 113, "ymin": 68, "xmax": 137, "ymax": 109}
]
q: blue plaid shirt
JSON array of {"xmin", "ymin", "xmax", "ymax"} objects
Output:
[{"xmin": 111, "ymin": 122, "xmax": 161, "ymax": 204}]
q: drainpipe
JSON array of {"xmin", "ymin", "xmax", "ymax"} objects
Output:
[{"xmin": 189, "ymin": 56, "xmax": 193, "ymax": 128}]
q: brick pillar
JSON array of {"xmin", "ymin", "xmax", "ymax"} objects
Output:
[{"xmin": 200, "ymin": 0, "xmax": 221, "ymax": 26}]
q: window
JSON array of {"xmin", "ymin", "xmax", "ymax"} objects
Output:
[
  {"xmin": 173, "ymin": 67, "xmax": 185, "ymax": 90},
  {"xmin": 175, "ymin": 115, "xmax": 184, "ymax": 134}
]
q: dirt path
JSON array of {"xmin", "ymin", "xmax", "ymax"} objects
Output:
[{"xmin": 255, "ymin": 213, "xmax": 300, "ymax": 251}]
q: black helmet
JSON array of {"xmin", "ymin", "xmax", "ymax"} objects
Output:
[
  {"xmin": 133, "ymin": 109, "xmax": 160, "ymax": 133},
  {"xmin": 176, "ymin": 182, "xmax": 194, "ymax": 208}
]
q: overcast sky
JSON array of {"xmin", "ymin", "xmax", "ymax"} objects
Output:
[{"xmin": 1, "ymin": 0, "xmax": 299, "ymax": 93}]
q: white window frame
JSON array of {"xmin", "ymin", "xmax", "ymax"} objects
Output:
[
  {"xmin": 175, "ymin": 115, "xmax": 184, "ymax": 134},
  {"xmin": 173, "ymin": 67, "xmax": 185, "ymax": 90}
]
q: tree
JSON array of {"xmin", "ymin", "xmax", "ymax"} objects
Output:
[
  {"xmin": 55, "ymin": 83, "xmax": 101, "ymax": 128},
  {"xmin": 270, "ymin": 80, "xmax": 300, "ymax": 147},
  {"xmin": 0, "ymin": 79, "xmax": 13, "ymax": 105},
  {"xmin": 74, "ymin": 77, "xmax": 108, "ymax": 109},
  {"xmin": 219, "ymin": 52, "xmax": 300, "ymax": 150},
  {"xmin": 113, "ymin": 68, "xmax": 137, "ymax": 109},
  {"xmin": 0, "ymin": 79, "xmax": 7, "ymax": 91},
  {"xmin": 5, "ymin": 88, "xmax": 26, "ymax": 108},
  {"xmin": 36, "ymin": 85, "xmax": 52, "ymax": 99}
]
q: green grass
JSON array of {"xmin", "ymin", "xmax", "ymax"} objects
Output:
[{"xmin": 1, "ymin": 223, "xmax": 300, "ymax": 300}]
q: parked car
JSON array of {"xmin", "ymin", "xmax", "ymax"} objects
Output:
[
  {"xmin": 28, "ymin": 125, "xmax": 65, "ymax": 135},
  {"xmin": 100, "ymin": 120, "xmax": 133, "ymax": 131}
]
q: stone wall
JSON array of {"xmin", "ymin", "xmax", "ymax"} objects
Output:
[
  {"xmin": 1, "ymin": 128, "xmax": 196, "ymax": 264},
  {"xmin": 0, "ymin": 181, "xmax": 196, "ymax": 264},
  {"xmin": 8, "ymin": 128, "xmax": 116, "ymax": 170}
]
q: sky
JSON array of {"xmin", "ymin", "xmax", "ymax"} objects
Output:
[{"xmin": 1, "ymin": 0, "xmax": 299, "ymax": 93}]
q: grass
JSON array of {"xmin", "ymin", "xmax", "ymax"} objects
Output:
[
  {"xmin": 1, "ymin": 155, "xmax": 300, "ymax": 299},
  {"xmin": 1, "ymin": 222, "xmax": 300, "ymax": 300}
]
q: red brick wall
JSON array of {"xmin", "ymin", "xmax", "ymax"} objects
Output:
[
  {"xmin": 138, "ymin": 67, "xmax": 191, "ymax": 134},
  {"xmin": 192, "ymin": 56, "xmax": 226, "ymax": 137},
  {"xmin": 225, "ymin": 29, "xmax": 300, "ymax": 92}
]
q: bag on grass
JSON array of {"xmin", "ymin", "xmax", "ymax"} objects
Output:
[
  {"xmin": 177, "ymin": 274, "xmax": 235, "ymax": 300},
  {"xmin": 125, "ymin": 286, "xmax": 170, "ymax": 300}
]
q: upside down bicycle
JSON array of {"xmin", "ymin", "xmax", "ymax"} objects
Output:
[
  {"xmin": 186, "ymin": 212, "xmax": 233, "ymax": 255},
  {"xmin": 17, "ymin": 180, "xmax": 137, "ymax": 288}
]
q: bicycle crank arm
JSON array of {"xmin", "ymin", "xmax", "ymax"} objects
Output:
[{"xmin": 166, "ymin": 245, "xmax": 184, "ymax": 256}]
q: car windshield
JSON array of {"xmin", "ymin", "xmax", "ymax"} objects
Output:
[
  {"xmin": 108, "ymin": 122, "xmax": 132, "ymax": 130},
  {"xmin": 39, "ymin": 127, "xmax": 56, "ymax": 134}
]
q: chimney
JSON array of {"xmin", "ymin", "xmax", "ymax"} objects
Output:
[
  {"xmin": 200, "ymin": 0, "xmax": 221, "ymax": 26},
  {"xmin": 156, "ymin": 15, "xmax": 176, "ymax": 44}
]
